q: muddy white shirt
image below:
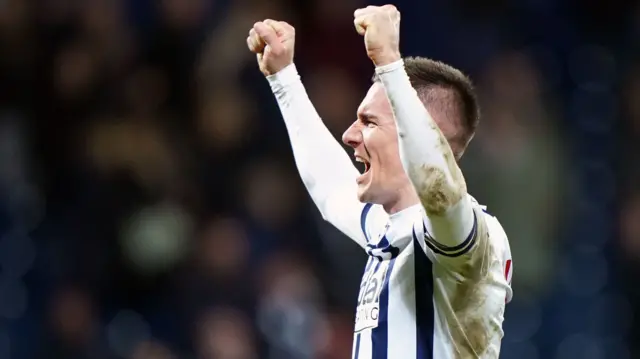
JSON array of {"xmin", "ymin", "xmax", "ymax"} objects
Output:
[
  {"xmin": 267, "ymin": 62, "xmax": 513, "ymax": 359},
  {"xmin": 352, "ymin": 198, "xmax": 512, "ymax": 359}
]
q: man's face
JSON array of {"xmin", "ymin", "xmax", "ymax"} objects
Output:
[{"xmin": 342, "ymin": 82, "xmax": 411, "ymax": 204}]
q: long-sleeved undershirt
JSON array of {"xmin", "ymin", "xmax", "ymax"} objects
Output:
[{"xmin": 267, "ymin": 64, "xmax": 369, "ymax": 248}]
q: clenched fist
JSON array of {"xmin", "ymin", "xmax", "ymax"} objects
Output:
[
  {"xmin": 354, "ymin": 5, "xmax": 401, "ymax": 66},
  {"xmin": 246, "ymin": 19, "xmax": 295, "ymax": 76}
]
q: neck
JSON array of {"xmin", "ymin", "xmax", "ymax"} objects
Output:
[{"xmin": 382, "ymin": 184, "xmax": 421, "ymax": 215}]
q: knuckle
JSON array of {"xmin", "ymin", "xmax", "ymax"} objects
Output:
[{"xmin": 383, "ymin": 5, "xmax": 398, "ymax": 14}]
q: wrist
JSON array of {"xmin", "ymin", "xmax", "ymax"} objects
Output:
[
  {"xmin": 375, "ymin": 58, "xmax": 404, "ymax": 74},
  {"xmin": 371, "ymin": 50, "xmax": 401, "ymax": 67},
  {"xmin": 267, "ymin": 63, "xmax": 299, "ymax": 90}
]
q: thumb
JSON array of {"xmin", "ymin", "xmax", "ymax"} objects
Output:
[{"xmin": 253, "ymin": 22, "xmax": 284, "ymax": 55}]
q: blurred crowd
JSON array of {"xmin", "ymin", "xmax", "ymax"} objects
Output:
[{"xmin": 0, "ymin": 0, "xmax": 637, "ymax": 358}]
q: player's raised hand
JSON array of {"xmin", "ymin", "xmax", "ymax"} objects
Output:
[
  {"xmin": 246, "ymin": 19, "xmax": 295, "ymax": 76},
  {"xmin": 353, "ymin": 5, "xmax": 401, "ymax": 66}
]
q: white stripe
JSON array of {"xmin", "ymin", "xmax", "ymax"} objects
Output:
[
  {"xmin": 359, "ymin": 329, "xmax": 372, "ymax": 358},
  {"xmin": 432, "ymin": 291, "xmax": 454, "ymax": 359}
]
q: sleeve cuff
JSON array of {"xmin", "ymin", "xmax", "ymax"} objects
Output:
[
  {"xmin": 266, "ymin": 64, "xmax": 300, "ymax": 91},
  {"xmin": 375, "ymin": 59, "xmax": 413, "ymax": 95},
  {"xmin": 375, "ymin": 59, "xmax": 405, "ymax": 75}
]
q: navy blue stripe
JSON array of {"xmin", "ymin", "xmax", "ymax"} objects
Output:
[
  {"xmin": 353, "ymin": 333, "xmax": 361, "ymax": 359},
  {"xmin": 413, "ymin": 233, "xmax": 434, "ymax": 358},
  {"xmin": 423, "ymin": 233, "xmax": 476, "ymax": 257},
  {"xmin": 371, "ymin": 258, "xmax": 396, "ymax": 359},
  {"xmin": 423, "ymin": 212, "xmax": 478, "ymax": 252},
  {"xmin": 361, "ymin": 203, "xmax": 374, "ymax": 243},
  {"xmin": 423, "ymin": 216, "xmax": 478, "ymax": 257},
  {"xmin": 366, "ymin": 236, "xmax": 401, "ymax": 260}
]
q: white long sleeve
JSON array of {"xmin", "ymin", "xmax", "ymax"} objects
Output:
[
  {"xmin": 376, "ymin": 60, "xmax": 477, "ymax": 253},
  {"xmin": 267, "ymin": 64, "xmax": 369, "ymax": 248}
]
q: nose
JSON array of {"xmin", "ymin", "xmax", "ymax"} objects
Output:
[{"xmin": 342, "ymin": 121, "xmax": 362, "ymax": 148}]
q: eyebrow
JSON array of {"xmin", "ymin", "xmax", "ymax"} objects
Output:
[{"xmin": 360, "ymin": 112, "xmax": 376, "ymax": 121}]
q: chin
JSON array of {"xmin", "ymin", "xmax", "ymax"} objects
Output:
[
  {"xmin": 356, "ymin": 186, "xmax": 368, "ymax": 203},
  {"xmin": 356, "ymin": 183, "xmax": 378, "ymax": 204},
  {"xmin": 358, "ymin": 191, "xmax": 369, "ymax": 203},
  {"xmin": 357, "ymin": 170, "xmax": 387, "ymax": 204}
]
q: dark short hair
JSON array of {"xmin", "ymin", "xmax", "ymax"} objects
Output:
[{"xmin": 374, "ymin": 57, "xmax": 480, "ymax": 160}]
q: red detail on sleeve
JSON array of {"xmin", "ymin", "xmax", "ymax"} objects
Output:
[{"xmin": 504, "ymin": 259, "xmax": 512, "ymax": 282}]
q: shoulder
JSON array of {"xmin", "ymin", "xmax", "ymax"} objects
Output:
[{"xmin": 470, "ymin": 195, "xmax": 510, "ymax": 254}]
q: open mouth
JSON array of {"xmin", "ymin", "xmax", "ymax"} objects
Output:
[{"xmin": 355, "ymin": 156, "xmax": 371, "ymax": 174}]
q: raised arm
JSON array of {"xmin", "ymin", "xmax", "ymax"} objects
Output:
[
  {"xmin": 247, "ymin": 20, "xmax": 369, "ymax": 247},
  {"xmin": 377, "ymin": 60, "xmax": 478, "ymax": 255},
  {"xmin": 354, "ymin": 6, "xmax": 478, "ymax": 255}
]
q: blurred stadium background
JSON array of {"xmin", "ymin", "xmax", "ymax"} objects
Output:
[{"xmin": 0, "ymin": 0, "xmax": 636, "ymax": 358}]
